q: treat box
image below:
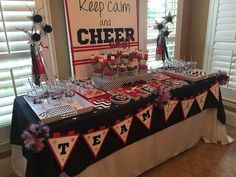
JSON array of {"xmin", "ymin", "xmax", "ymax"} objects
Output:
[
  {"xmin": 93, "ymin": 73, "xmax": 152, "ymax": 91},
  {"xmin": 24, "ymin": 93, "xmax": 93, "ymax": 124},
  {"xmin": 162, "ymin": 70, "xmax": 216, "ymax": 82}
]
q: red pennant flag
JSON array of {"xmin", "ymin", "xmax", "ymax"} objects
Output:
[
  {"xmin": 164, "ymin": 100, "xmax": 179, "ymax": 121},
  {"xmin": 82, "ymin": 128, "xmax": 109, "ymax": 158},
  {"xmin": 112, "ymin": 116, "xmax": 133, "ymax": 143},
  {"xmin": 136, "ymin": 104, "xmax": 154, "ymax": 130},
  {"xmin": 181, "ymin": 98, "xmax": 195, "ymax": 119},
  {"xmin": 47, "ymin": 132, "xmax": 79, "ymax": 170}
]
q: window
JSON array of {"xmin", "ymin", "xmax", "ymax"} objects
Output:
[
  {"xmin": 204, "ymin": 0, "xmax": 236, "ymax": 103},
  {"xmin": 139, "ymin": 0, "xmax": 183, "ymax": 69},
  {"xmin": 0, "ymin": 0, "xmax": 35, "ymax": 126}
]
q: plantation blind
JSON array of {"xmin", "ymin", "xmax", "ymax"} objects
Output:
[
  {"xmin": 147, "ymin": 0, "xmax": 182, "ymax": 69},
  {"xmin": 210, "ymin": 0, "xmax": 236, "ymax": 91},
  {"xmin": 0, "ymin": 0, "xmax": 34, "ymax": 126}
]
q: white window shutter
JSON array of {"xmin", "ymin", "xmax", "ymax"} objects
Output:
[
  {"xmin": 0, "ymin": 0, "xmax": 35, "ymax": 126},
  {"xmin": 146, "ymin": 0, "xmax": 182, "ymax": 69},
  {"xmin": 209, "ymin": 0, "xmax": 236, "ymax": 92}
]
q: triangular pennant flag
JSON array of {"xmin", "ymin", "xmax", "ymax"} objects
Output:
[
  {"xmin": 196, "ymin": 91, "xmax": 208, "ymax": 111},
  {"xmin": 47, "ymin": 132, "xmax": 79, "ymax": 170},
  {"xmin": 112, "ymin": 116, "xmax": 133, "ymax": 144},
  {"xmin": 82, "ymin": 128, "xmax": 109, "ymax": 158},
  {"xmin": 210, "ymin": 83, "xmax": 219, "ymax": 101},
  {"xmin": 181, "ymin": 98, "xmax": 195, "ymax": 119},
  {"xmin": 164, "ymin": 100, "xmax": 179, "ymax": 121},
  {"xmin": 136, "ymin": 104, "xmax": 153, "ymax": 130}
]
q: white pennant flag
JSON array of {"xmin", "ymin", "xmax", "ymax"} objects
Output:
[
  {"xmin": 83, "ymin": 128, "xmax": 109, "ymax": 158},
  {"xmin": 47, "ymin": 132, "xmax": 79, "ymax": 170},
  {"xmin": 136, "ymin": 104, "xmax": 153, "ymax": 130},
  {"xmin": 164, "ymin": 100, "xmax": 179, "ymax": 121},
  {"xmin": 112, "ymin": 116, "xmax": 133, "ymax": 143},
  {"xmin": 196, "ymin": 91, "xmax": 208, "ymax": 111},
  {"xmin": 181, "ymin": 98, "xmax": 195, "ymax": 119},
  {"xmin": 210, "ymin": 83, "xmax": 219, "ymax": 101}
]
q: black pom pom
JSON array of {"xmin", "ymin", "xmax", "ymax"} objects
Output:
[
  {"xmin": 157, "ymin": 23, "xmax": 164, "ymax": 30},
  {"xmin": 43, "ymin": 25, "xmax": 53, "ymax": 33},
  {"xmin": 32, "ymin": 33, "xmax": 41, "ymax": 42},
  {"xmin": 33, "ymin": 14, "xmax": 43, "ymax": 23},
  {"xmin": 166, "ymin": 16, "xmax": 173, "ymax": 22},
  {"xmin": 163, "ymin": 31, "xmax": 170, "ymax": 37}
]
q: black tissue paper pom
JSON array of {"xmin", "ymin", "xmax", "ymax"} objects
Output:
[
  {"xmin": 163, "ymin": 30, "xmax": 170, "ymax": 37},
  {"xmin": 157, "ymin": 23, "xmax": 164, "ymax": 30},
  {"xmin": 32, "ymin": 33, "xmax": 41, "ymax": 42},
  {"xmin": 33, "ymin": 14, "xmax": 43, "ymax": 23},
  {"xmin": 43, "ymin": 25, "xmax": 53, "ymax": 33},
  {"xmin": 166, "ymin": 16, "xmax": 173, "ymax": 23}
]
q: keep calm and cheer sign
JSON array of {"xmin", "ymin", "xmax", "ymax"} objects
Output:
[{"xmin": 64, "ymin": 0, "xmax": 139, "ymax": 79}]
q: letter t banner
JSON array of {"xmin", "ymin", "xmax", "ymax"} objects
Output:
[
  {"xmin": 47, "ymin": 132, "xmax": 79, "ymax": 170},
  {"xmin": 83, "ymin": 128, "xmax": 109, "ymax": 158},
  {"xmin": 136, "ymin": 104, "xmax": 153, "ymax": 130}
]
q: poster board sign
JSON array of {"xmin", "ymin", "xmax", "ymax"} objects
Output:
[{"xmin": 64, "ymin": 0, "xmax": 139, "ymax": 79}]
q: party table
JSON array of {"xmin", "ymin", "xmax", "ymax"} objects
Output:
[{"xmin": 10, "ymin": 76, "xmax": 231, "ymax": 177}]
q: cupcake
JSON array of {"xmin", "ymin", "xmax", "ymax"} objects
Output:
[
  {"xmin": 119, "ymin": 63, "xmax": 127, "ymax": 72},
  {"xmin": 94, "ymin": 68, "xmax": 103, "ymax": 78},
  {"xmin": 103, "ymin": 71, "xmax": 115, "ymax": 80},
  {"xmin": 139, "ymin": 64, "xmax": 148, "ymax": 74}
]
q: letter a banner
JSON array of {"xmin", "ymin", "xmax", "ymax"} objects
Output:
[
  {"xmin": 181, "ymin": 98, "xmax": 195, "ymax": 119},
  {"xmin": 136, "ymin": 104, "xmax": 153, "ymax": 130},
  {"xmin": 47, "ymin": 132, "xmax": 79, "ymax": 170},
  {"xmin": 210, "ymin": 83, "xmax": 219, "ymax": 101},
  {"xmin": 112, "ymin": 116, "xmax": 133, "ymax": 143},
  {"xmin": 82, "ymin": 128, "xmax": 109, "ymax": 158}
]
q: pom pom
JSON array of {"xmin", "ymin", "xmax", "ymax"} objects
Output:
[
  {"xmin": 43, "ymin": 25, "xmax": 53, "ymax": 33},
  {"xmin": 163, "ymin": 30, "xmax": 170, "ymax": 37},
  {"xmin": 33, "ymin": 14, "xmax": 43, "ymax": 23},
  {"xmin": 31, "ymin": 33, "xmax": 41, "ymax": 42},
  {"xmin": 166, "ymin": 16, "xmax": 173, "ymax": 23},
  {"xmin": 157, "ymin": 23, "xmax": 164, "ymax": 30}
]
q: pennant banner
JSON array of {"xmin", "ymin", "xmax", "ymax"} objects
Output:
[
  {"xmin": 164, "ymin": 100, "xmax": 179, "ymax": 121},
  {"xmin": 136, "ymin": 104, "xmax": 153, "ymax": 130},
  {"xmin": 47, "ymin": 132, "xmax": 79, "ymax": 170},
  {"xmin": 196, "ymin": 91, "xmax": 208, "ymax": 111},
  {"xmin": 181, "ymin": 98, "xmax": 195, "ymax": 119},
  {"xmin": 83, "ymin": 128, "xmax": 109, "ymax": 158},
  {"xmin": 210, "ymin": 83, "xmax": 219, "ymax": 101},
  {"xmin": 112, "ymin": 116, "xmax": 133, "ymax": 143}
]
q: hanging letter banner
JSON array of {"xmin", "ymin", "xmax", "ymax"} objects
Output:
[
  {"xmin": 47, "ymin": 132, "xmax": 79, "ymax": 170},
  {"xmin": 112, "ymin": 116, "xmax": 133, "ymax": 143},
  {"xmin": 64, "ymin": 0, "xmax": 139, "ymax": 79},
  {"xmin": 164, "ymin": 100, "xmax": 179, "ymax": 121},
  {"xmin": 136, "ymin": 104, "xmax": 153, "ymax": 130},
  {"xmin": 181, "ymin": 98, "xmax": 195, "ymax": 119},
  {"xmin": 210, "ymin": 83, "xmax": 219, "ymax": 101},
  {"xmin": 83, "ymin": 128, "xmax": 109, "ymax": 158},
  {"xmin": 196, "ymin": 91, "xmax": 208, "ymax": 111}
]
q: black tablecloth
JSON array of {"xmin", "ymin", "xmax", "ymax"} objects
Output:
[{"xmin": 10, "ymin": 76, "xmax": 225, "ymax": 177}]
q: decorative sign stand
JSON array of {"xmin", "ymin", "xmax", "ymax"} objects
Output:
[{"xmin": 64, "ymin": 0, "xmax": 139, "ymax": 80}]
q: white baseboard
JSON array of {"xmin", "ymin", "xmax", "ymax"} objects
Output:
[{"xmin": 225, "ymin": 110, "xmax": 236, "ymax": 127}]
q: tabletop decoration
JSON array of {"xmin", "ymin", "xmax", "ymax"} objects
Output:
[
  {"xmin": 17, "ymin": 10, "xmax": 53, "ymax": 86},
  {"xmin": 21, "ymin": 122, "xmax": 50, "ymax": 153},
  {"xmin": 152, "ymin": 85, "xmax": 172, "ymax": 108},
  {"xmin": 154, "ymin": 11, "xmax": 176, "ymax": 64},
  {"xmin": 216, "ymin": 70, "xmax": 229, "ymax": 86}
]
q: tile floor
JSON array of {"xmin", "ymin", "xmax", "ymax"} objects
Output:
[{"xmin": 139, "ymin": 125, "xmax": 236, "ymax": 177}]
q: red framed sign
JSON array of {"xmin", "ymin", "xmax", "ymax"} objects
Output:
[{"xmin": 64, "ymin": 0, "xmax": 139, "ymax": 79}]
